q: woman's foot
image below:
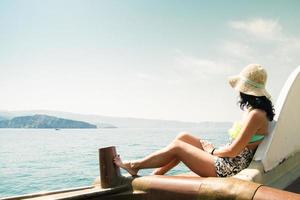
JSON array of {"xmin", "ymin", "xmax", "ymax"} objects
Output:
[{"xmin": 113, "ymin": 155, "xmax": 139, "ymax": 176}]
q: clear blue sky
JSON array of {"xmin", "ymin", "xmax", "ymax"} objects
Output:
[{"xmin": 0, "ymin": 0, "xmax": 299, "ymax": 122}]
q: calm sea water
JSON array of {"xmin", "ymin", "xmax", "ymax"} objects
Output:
[{"xmin": 0, "ymin": 127, "xmax": 229, "ymax": 198}]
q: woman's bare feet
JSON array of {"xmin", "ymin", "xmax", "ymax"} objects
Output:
[{"xmin": 113, "ymin": 155, "xmax": 139, "ymax": 176}]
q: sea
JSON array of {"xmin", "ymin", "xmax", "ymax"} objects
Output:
[{"xmin": 0, "ymin": 127, "xmax": 230, "ymax": 198}]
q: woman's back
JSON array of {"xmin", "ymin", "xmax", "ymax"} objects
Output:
[{"xmin": 242, "ymin": 108, "xmax": 269, "ymax": 151}]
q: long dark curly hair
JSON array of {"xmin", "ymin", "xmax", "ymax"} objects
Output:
[{"xmin": 238, "ymin": 92, "xmax": 275, "ymax": 121}]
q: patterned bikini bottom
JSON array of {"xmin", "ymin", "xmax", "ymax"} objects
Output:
[{"xmin": 214, "ymin": 147, "xmax": 254, "ymax": 177}]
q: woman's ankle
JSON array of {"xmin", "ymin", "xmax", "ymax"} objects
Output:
[
  {"xmin": 151, "ymin": 168, "xmax": 165, "ymax": 175},
  {"xmin": 130, "ymin": 160, "xmax": 141, "ymax": 171}
]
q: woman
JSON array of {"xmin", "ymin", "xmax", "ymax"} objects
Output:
[{"xmin": 114, "ymin": 64, "xmax": 275, "ymax": 177}]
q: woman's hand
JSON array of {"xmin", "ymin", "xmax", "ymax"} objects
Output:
[{"xmin": 200, "ymin": 140, "xmax": 214, "ymax": 154}]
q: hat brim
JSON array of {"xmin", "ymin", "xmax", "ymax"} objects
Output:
[{"xmin": 228, "ymin": 75, "xmax": 272, "ymax": 99}]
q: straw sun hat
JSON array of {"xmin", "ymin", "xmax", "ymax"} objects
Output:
[{"xmin": 228, "ymin": 64, "xmax": 271, "ymax": 99}]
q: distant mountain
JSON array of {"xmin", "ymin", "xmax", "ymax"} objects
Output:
[
  {"xmin": 0, "ymin": 110, "xmax": 232, "ymax": 129},
  {"xmin": 0, "ymin": 114, "xmax": 98, "ymax": 129}
]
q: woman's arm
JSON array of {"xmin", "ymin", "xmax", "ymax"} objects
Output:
[{"xmin": 213, "ymin": 110, "xmax": 264, "ymax": 158}]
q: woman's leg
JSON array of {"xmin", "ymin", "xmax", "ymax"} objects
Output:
[
  {"xmin": 151, "ymin": 158, "xmax": 179, "ymax": 175},
  {"xmin": 114, "ymin": 140, "xmax": 217, "ymax": 177},
  {"xmin": 152, "ymin": 132, "xmax": 204, "ymax": 175},
  {"xmin": 174, "ymin": 132, "xmax": 204, "ymax": 149}
]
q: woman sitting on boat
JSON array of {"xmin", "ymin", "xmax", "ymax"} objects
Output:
[{"xmin": 114, "ymin": 64, "xmax": 275, "ymax": 177}]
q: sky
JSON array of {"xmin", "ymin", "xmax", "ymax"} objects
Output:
[{"xmin": 0, "ymin": 0, "xmax": 300, "ymax": 122}]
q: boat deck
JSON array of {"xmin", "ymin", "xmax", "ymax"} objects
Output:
[{"xmin": 1, "ymin": 176, "xmax": 299, "ymax": 200}]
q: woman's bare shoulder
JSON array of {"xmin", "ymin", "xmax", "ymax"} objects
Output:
[
  {"xmin": 247, "ymin": 109, "xmax": 268, "ymax": 125},
  {"xmin": 249, "ymin": 108, "xmax": 267, "ymax": 117}
]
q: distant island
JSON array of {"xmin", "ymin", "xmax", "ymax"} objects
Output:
[
  {"xmin": 0, "ymin": 110, "xmax": 231, "ymax": 129},
  {"xmin": 0, "ymin": 114, "xmax": 98, "ymax": 129}
]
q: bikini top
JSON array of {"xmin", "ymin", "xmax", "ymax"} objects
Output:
[{"xmin": 228, "ymin": 121, "xmax": 265, "ymax": 144}]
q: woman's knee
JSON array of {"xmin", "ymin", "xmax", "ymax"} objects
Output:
[
  {"xmin": 175, "ymin": 131, "xmax": 193, "ymax": 141},
  {"xmin": 172, "ymin": 132, "xmax": 203, "ymax": 150},
  {"xmin": 169, "ymin": 140, "xmax": 185, "ymax": 154}
]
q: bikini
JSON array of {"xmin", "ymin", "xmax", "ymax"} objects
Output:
[
  {"xmin": 214, "ymin": 121, "xmax": 265, "ymax": 177},
  {"xmin": 229, "ymin": 121, "xmax": 265, "ymax": 143}
]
